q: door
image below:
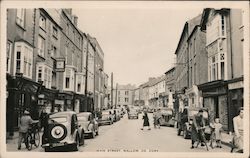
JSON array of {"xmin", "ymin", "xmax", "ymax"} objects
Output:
[{"xmin": 218, "ymin": 95, "xmax": 228, "ymax": 130}]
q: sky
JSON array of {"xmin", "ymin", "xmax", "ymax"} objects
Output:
[{"xmin": 73, "ymin": 5, "xmax": 203, "ymax": 87}]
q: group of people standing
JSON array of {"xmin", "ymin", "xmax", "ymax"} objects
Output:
[{"xmin": 140, "ymin": 108, "xmax": 162, "ymax": 130}]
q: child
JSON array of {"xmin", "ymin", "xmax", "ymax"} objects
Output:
[{"xmin": 213, "ymin": 118, "xmax": 223, "ymax": 148}]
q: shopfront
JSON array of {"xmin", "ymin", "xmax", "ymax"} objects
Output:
[
  {"xmin": 37, "ymin": 87, "xmax": 58, "ymax": 114},
  {"xmin": 6, "ymin": 74, "xmax": 42, "ymax": 137},
  {"xmin": 198, "ymin": 80, "xmax": 228, "ymax": 131}
]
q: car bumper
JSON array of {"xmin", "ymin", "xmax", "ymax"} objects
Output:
[{"xmin": 42, "ymin": 141, "xmax": 75, "ymax": 148}]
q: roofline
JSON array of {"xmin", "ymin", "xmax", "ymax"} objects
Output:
[
  {"xmin": 175, "ymin": 22, "xmax": 188, "ymax": 55},
  {"xmin": 40, "ymin": 8, "xmax": 63, "ymax": 30},
  {"xmin": 164, "ymin": 67, "xmax": 175, "ymax": 75},
  {"xmin": 187, "ymin": 25, "xmax": 199, "ymax": 41}
]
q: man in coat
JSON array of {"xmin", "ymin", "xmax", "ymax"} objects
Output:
[
  {"xmin": 191, "ymin": 109, "xmax": 206, "ymax": 149},
  {"xmin": 18, "ymin": 110, "xmax": 34, "ymax": 150}
]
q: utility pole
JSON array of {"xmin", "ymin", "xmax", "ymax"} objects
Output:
[
  {"xmin": 84, "ymin": 35, "xmax": 89, "ymax": 112},
  {"xmin": 115, "ymin": 83, "xmax": 118, "ymax": 109},
  {"xmin": 111, "ymin": 72, "xmax": 113, "ymax": 109}
]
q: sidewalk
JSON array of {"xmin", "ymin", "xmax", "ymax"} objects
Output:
[{"xmin": 221, "ymin": 132, "xmax": 233, "ymax": 148}]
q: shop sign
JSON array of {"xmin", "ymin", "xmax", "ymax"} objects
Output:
[
  {"xmin": 55, "ymin": 58, "xmax": 65, "ymax": 72},
  {"xmin": 228, "ymin": 81, "xmax": 243, "ymax": 90},
  {"xmin": 55, "ymin": 99, "xmax": 64, "ymax": 105}
]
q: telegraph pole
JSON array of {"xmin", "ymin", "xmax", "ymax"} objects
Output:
[
  {"xmin": 84, "ymin": 36, "xmax": 89, "ymax": 112},
  {"xmin": 115, "ymin": 83, "xmax": 118, "ymax": 109},
  {"xmin": 110, "ymin": 72, "xmax": 113, "ymax": 109}
]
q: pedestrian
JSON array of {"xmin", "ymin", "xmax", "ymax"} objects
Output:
[
  {"xmin": 155, "ymin": 109, "xmax": 162, "ymax": 129},
  {"xmin": 210, "ymin": 118, "xmax": 223, "ymax": 148},
  {"xmin": 39, "ymin": 108, "xmax": 47, "ymax": 131},
  {"xmin": 190, "ymin": 109, "xmax": 206, "ymax": 149},
  {"xmin": 232, "ymin": 107, "xmax": 243, "ymax": 153},
  {"xmin": 141, "ymin": 111, "xmax": 151, "ymax": 130},
  {"xmin": 17, "ymin": 110, "xmax": 34, "ymax": 150}
]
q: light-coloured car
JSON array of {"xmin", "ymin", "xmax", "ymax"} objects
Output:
[
  {"xmin": 77, "ymin": 112, "xmax": 99, "ymax": 138},
  {"xmin": 98, "ymin": 110, "xmax": 114, "ymax": 125},
  {"xmin": 41, "ymin": 111, "xmax": 84, "ymax": 152},
  {"xmin": 128, "ymin": 109, "xmax": 139, "ymax": 119}
]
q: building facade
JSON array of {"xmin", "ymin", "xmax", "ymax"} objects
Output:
[
  {"xmin": 199, "ymin": 8, "xmax": 244, "ymax": 131},
  {"xmin": 186, "ymin": 24, "xmax": 207, "ymax": 109},
  {"xmin": 165, "ymin": 67, "xmax": 176, "ymax": 110},
  {"xmin": 113, "ymin": 84, "xmax": 136, "ymax": 107}
]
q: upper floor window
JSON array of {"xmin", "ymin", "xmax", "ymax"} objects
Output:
[
  {"xmin": 76, "ymin": 74, "xmax": 84, "ymax": 93},
  {"xmin": 38, "ymin": 36, "xmax": 45, "ymax": 58},
  {"xmin": 64, "ymin": 67, "xmax": 75, "ymax": 91},
  {"xmin": 125, "ymin": 91, "xmax": 129, "ymax": 95},
  {"xmin": 14, "ymin": 42, "xmax": 33, "ymax": 79},
  {"xmin": 125, "ymin": 98, "xmax": 129, "ymax": 102},
  {"xmin": 221, "ymin": 15, "xmax": 225, "ymax": 37},
  {"xmin": 36, "ymin": 63, "xmax": 52, "ymax": 89},
  {"xmin": 7, "ymin": 41, "xmax": 12, "ymax": 73},
  {"xmin": 39, "ymin": 14, "xmax": 46, "ymax": 30},
  {"xmin": 50, "ymin": 45, "xmax": 57, "ymax": 58},
  {"xmin": 16, "ymin": 9, "xmax": 25, "ymax": 28},
  {"xmin": 52, "ymin": 26, "xmax": 58, "ymax": 39}
]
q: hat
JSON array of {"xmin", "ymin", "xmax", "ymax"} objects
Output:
[
  {"xmin": 24, "ymin": 110, "xmax": 30, "ymax": 115},
  {"xmin": 198, "ymin": 109, "xmax": 203, "ymax": 113}
]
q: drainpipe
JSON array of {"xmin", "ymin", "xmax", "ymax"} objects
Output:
[{"xmin": 228, "ymin": 10, "xmax": 234, "ymax": 79}]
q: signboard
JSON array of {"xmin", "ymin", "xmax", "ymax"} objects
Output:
[
  {"xmin": 55, "ymin": 99, "xmax": 64, "ymax": 105},
  {"xmin": 55, "ymin": 58, "xmax": 65, "ymax": 72},
  {"xmin": 228, "ymin": 81, "xmax": 243, "ymax": 90}
]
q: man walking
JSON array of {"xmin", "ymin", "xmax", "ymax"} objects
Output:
[{"xmin": 17, "ymin": 110, "xmax": 33, "ymax": 150}]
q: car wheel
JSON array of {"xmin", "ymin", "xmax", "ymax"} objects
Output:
[
  {"xmin": 73, "ymin": 135, "xmax": 79, "ymax": 151},
  {"xmin": 80, "ymin": 131, "xmax": 85, "ymax": 146}
]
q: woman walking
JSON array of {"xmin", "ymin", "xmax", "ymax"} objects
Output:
[{"xmin": 141, "ymin": 111, "xmax": 151, "ymax": 130}]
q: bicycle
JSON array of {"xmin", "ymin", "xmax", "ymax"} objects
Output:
[{"xmin": 26, "ymin": 120, "xmax": 40, "ymax": 150}]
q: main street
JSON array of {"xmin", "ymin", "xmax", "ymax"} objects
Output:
[{"xmin": 7, "ymin": 113, "xmax": 231, "ymax": 152}]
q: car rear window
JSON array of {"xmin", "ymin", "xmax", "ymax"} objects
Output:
[
  {"xmin": 49, "ymin": 117, "xmax": 67, "ymax": 123},
  {"xmin": 78, "ymin": 116, "xmax": 88, "ymax": 121}
]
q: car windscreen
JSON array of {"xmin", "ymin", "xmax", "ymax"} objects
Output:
[
  {"xmin": 49, "ymin": 116, "xmax": 67, "ymax": 123},
  {"xmin": 77, "ymin": 115, "xmax": 88, "ymax": 121}
]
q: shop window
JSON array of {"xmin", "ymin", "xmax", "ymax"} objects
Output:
[
  {"xmin": 38, "ymin": 36, "xmax": 45, "ymax": 58},
  {"xmin": 16, "ymin": 9, "xmax": 25, "ymax": 28}
]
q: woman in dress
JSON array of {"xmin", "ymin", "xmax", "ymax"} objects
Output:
[{"xmin": 141, "ymin": 111, "xmax": 151, "ymax": 130}]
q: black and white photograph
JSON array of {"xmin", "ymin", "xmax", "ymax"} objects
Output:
[{"xmin": 0, "ymin": 1, "xmax": 249, "ymax": 158}]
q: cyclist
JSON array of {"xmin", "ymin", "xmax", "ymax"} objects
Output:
[{"xmin": 17, "ymin": 110, "xmax": 33, "ymax": 150}]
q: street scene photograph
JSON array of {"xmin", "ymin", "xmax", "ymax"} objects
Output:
[{"xmin": 1, "ymin": 1, "xmax": 249, "ymax": 158}]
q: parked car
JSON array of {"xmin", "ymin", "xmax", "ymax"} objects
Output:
[
  {"xmin": 98, "ymin": 110, "xmax": 114, "ymax": 125},
  {"xmin": 128, "ymin": 109, "xmax": 139, "ymax": 119},
  {"xmin": 114, "ymin": 108, "xmax": 122, "ymax": 120},
  {"xmin": 159, "ymin": 107, "xmax": 175, "ymax": 127},
  {"xmin": 177, "ymin": 107, "xmax": 209, "ymax": 139},
  {"xmin": 41, "ymin": 111, "xmax": 84, "ymax": 152},
  {"xmin": 77, "ymin": 112, "xmax": 99, "ymax": 138}
]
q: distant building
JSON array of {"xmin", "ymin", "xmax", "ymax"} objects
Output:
[
  {"xmin": 165, "ymin": 67, "xmax": 176, "ymax": 110},
  {"xmin": 113, "ymin": 84, "xmax": 136, "ymax": 107}
]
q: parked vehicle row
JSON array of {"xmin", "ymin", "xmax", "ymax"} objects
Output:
[{"xmin": 41, "ymin": 109, "xmax": 125, "ymax": 152}]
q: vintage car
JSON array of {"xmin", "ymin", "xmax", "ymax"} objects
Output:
[
  {"xmin": 98, "ymin": 110, "xmax": 114, "ymax": 125},
  {"xmin": 114, "ymin": 108, "xmax": 122, "ymax": 120},
  {"xmin": 128, "ymin": 109, "xmax": 139, "ymax": 119},
  {"xmin": 177, "ymin": 107, "xmax": 209, "ymax": 139},
  {"xmin": 159, "ymin": 108, "xmax": 175, "ymax": 127},
  {"xmin": 41, "ymin": 111, "xmax": 84, "ymax": 151},
  {"xmin": 77, "ymin": 112, "xmax": 99, "ymax": 138}
]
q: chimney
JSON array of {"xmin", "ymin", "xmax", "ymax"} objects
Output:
[{"xmin": 72, "ymin": 15, "xmax": 78, "ymax": 26}]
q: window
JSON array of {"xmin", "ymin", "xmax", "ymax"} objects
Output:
[
  {"xmin": 14, "ymin": 42, "xmax": 33, "ymax": 79},
  {"xmin": 64, "ymin": 68, "xmax": 75, "ymax": 91},
  {"xmin": 76, "ymin": 74, "xmax": 83, "ymax": 93},
  {"xmin": 65, "ymin": 47, "xmax": 68, "ymax": 64},
  {"xmin": 210, "ymin": 56, "xmax": 218, "ymax": 81},
  {"xmin": 118, "ymin": 97, "xmax": 120, "ymax": 102},
  {"xmin": 7, "ymin": 41, "xmax": 12, "ymax": 73},
  {"xmin": 125, "ymin": 98, "xmax": 129, "ymax": 102},
  {"xmin": 194, "ymin": 63, "xmax": 196, "ymax": 84},
  {"xmin": 221, "ymin": 62, "xmax": 225, "ymax": 80},
  {"xmin": 16, "ymin": 9, "xmax": 25, "ymax": 28},
  {"xmin": 39, "ymin": 14, "xmax": 46, "ymax": 30},
  {"xmin": 51, "ymin": 46, "xmax": 56, "ymax": 58},
  {"xmin": 221, "ymin": 15, "xmax": 225, "ymax": 36},
  {"xmin": 193, "ymin": 38, "xmax": 196, "ymax": 55},
  {"xmin": 38, "ymin": 36, "xmax": 45, "ymax": 57},
  {"xmin": 52, "ymin": 26, "xmax": 58, "ymax": 38},
  {"xmin": 125, "ymin": 91, "xmax": 129, "ymax": 95},
  {"xmin": 36, "ymin": 63, "xmax": 52, "ymax": 89}
]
